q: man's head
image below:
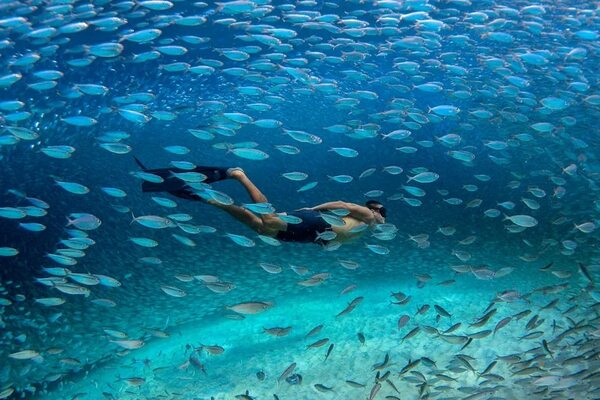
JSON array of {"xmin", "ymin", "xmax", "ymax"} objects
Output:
[{"xmin": 366, "ymin": 200, "xmax": 387, "ymax": 222}]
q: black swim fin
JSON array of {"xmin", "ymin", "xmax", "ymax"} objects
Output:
[
  {"xmin": 134, "ymin": 156, "xmax": 148, "ymax": 170},
  {"xmin": 134, "ymin": 157, "xmax": 231, "ymax": 201}
]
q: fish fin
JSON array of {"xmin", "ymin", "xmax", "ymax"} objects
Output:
[{"xmin": 130, "ymin": 211, "xmax": 137, "ymax": 225}]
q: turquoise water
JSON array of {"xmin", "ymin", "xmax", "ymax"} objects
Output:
[{"xmin": 1, "ymin": 0, "xmax": 600, "ymax": 399}]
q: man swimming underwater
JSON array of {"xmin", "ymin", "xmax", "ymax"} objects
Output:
[{"xmin": 135, "ymin": 158, "xmax": 386, "ymax": 245}]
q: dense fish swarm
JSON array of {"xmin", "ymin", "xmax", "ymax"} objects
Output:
[{"xmin": 0, "ymin": 0, "xmax": 599, "ymax": 399}]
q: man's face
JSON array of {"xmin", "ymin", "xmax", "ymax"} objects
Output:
[{"xmin": 371, "ymin": 206, "xmax": 386, "ymax": 224}]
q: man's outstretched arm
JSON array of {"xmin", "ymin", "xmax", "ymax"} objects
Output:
[{"xmin": 309, "ymin": 200, "xmax": 346, "ymax": 211}]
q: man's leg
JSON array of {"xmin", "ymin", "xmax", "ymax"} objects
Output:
[
  {"xmin": 228, "ymin": 169, "xmax": 268, "ymax": 203},
  {"xmin": 229, "ymin": 169, "xmax": 287, "ymax": 232},
  {"xmin": 208, "ymin": 201, "xmax": 264, "ymax": 233}
]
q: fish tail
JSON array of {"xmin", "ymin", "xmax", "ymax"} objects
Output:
[{"xmin": 130, "ymin": 212, "xmax": 137, "ymax": 225}]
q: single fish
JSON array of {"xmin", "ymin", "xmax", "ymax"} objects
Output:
[
  {"xmin": 227, "ymin": 301, "xmax": 273, "ymax": 314},
  {"xmin": 277, "ymin": 362, "xmax": 296, "ymax": 383},
  {"xmin": 324, "ymin": 344, "xmax": 334, "ymax": 361}
]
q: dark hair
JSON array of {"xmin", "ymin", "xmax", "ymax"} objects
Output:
[
  {"xmin": 366, "ymin": 200, "xmax": 387, "ymax": 218},
  {"xmin": 365, "ymin": 200, "xmax": 383, "ymax": 209}
]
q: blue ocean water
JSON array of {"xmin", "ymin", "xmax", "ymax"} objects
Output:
[{"xmin": 0, "ymin": 0, "xmax": 599, "ymax": 399}]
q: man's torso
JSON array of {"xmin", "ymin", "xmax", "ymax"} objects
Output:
[
  {"xmin": 273, "ymin": 211, "xmax": 369, "ymax": 244},
  {"xmin": 332, "ymin": 216, "xmax": 368, "ymax": 243}
]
